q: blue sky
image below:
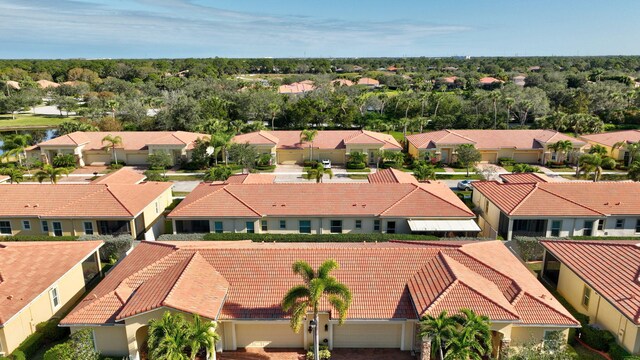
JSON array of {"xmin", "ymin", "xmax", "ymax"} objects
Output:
[{"xmin": 0, "ymin": 0, "xmax": 639, "ymax": 59}]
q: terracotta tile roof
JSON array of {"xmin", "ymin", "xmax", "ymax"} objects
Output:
[
  {"xmin": 62, "ymin": 241, "xmax": 578, "ymax": 327},
  {"xmin": 499, "ymin": 173, "xmax": 548, "ymax": 184},
  {"xmin": 278, "ymin": 82, "xmax": 316, "ymax": 94},
  {"xmin": 357, "ymin": 78, "xmax": 379, "ymax": 86},
  {"xmin": 0, "ymin": 175, "xmax": 9, "ymax": 184},
  {"xmin": 224, "ymin": 174, "xmax": 276, "ymax": 184},
  {"xmin": 0, "ymin": 182, "xmax": 172, "ymax": 218},
  {"xmin": 479, "ymin": 77, "xmax": 505, "ymax": 84},
  {"xmin": 0, "ymin": 241, "xmax": 102, "ymax": 324},
  {"xmin": 541, "ymin": 240, "xmax": 640, "ymax": 325},
  {"xmin": 473, "ymin": 181, "xmax": 640, "ymax": 217},
  {"xmin": 580, "ymin": 130, "xmax": 640, "ymax": 148},
  {"xmin": 233, "ymin": 130, "xmax": 401, "ymax": 150},
  {"xmin": 35, "ymin": 131, "xmax": 208, "ymax": 151},
  {"xmin": 368, "ymin": 168, "xmax": 418, "ymax": 184},
  {"xmin": 406, "ymin": 130, "xmax": 585, "ymax": 150},
  {"xmin": 168, "ymin": 182, "xmax": 474, "ymax": 219},
  {"xmin": 331, "ymin": 79, "xmax": 354, "ymax": 87},
  {"xmin": 91, "ymin": 168, "xmax": 146, "ymax": 185},
  {"xmin": 36, "ymin": 79, "xmax": 60, "ymax": 89}
]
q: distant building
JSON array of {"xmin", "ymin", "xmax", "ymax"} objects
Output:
[
  {"xmin": 278, "ymin": 81, "xmax": 316, "ymax": 94},
  {"xmin": 357, "ymin": 77, "xmax": 380, "ymax": 87}
]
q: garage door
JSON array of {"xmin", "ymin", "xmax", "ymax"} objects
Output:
[
  {"xmin": 277, "ymin": 150, "xmax": 305, "ymax": 164},
  {"xmin": 127, "ymin": 153, "xmax": 149, "ymax": 165},
  {"xmin": 235, "ymin": 323, "xmax": 304, "ymax": 348},
  {"xmin": 513, "ymin": 152, "xmax": 540, "ymax": 164},
  {"xmin": 333, "ymin": 323, "xmax": 402, "ymax": 348},
  {"xmin": 317, "ymin": 151, "xmax": 345, "ymax": 165},
  {"xmin": 85, "ymin": 153, "xmax": 113, "ymax": 165},
  {"xmin": 480, "ymin": 152, "xmax": 498, "ymax": 163}
]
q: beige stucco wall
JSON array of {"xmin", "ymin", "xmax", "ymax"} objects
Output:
[
  {"xmin": 556, "ymin": 263, "xmax": 640, "ymax": 354},
  {"xmin": 510, "ymin": 327, "xmax": 569, "ymax": 347},
  {"xmin": 0, "ymin": 261, "xmax": 89, "ymax": 354},
  {"xmin": 70, "ymin": 325, "xmax": 128, "ymax": 357},
  {"xmin": 0, "ymin": 217, "xmax": 133, "ymax": 237},
  {"xmin": 333, "ymin": 322, "xmax": 403, "ymax": 348},
  {"xmin": 235, "ymin": 322, "xmax": 304, "ymax": 348},
  {"xmin": 407, "ymin": 143, "xmax": 420, "ymax": 159},
  {"xmin": 136, "ymin": 187, "xmax": 173, "ymax": 235}
]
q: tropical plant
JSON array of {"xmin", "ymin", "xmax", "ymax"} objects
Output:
[
  {"xmin": 148, "ymin": 150, "xmax": 172, "ymax": 172},
  {"xmin": 187, "ymin": 314, "xmax": 219, "ymax": 360},
  {"xmin": 512, "ymin": 163, "xmax": 539, "ymax": 173},
  {"xmin": 300, "ymin": 129, "xmax": 318, "ymax": 161},
  {"xmin": 52, "ymin": 153, "xmax": 76, "ymax": 168},
  {"xmin": 228, "ymin": 142, "xmax": 258, "ymax": 174},
  {"xmin": 257, "ymin": 153, "xmax": 272, "ymax": 167},
  {"xmin": 148, "ymin": 311, "xmax": 220, "ymax": 360},
  {"xmin": 419, "ymin": 311, "xmax": 458, "ymax": 360},
  {"xmin": 2, "ymin": 168, "xmax": 24, "ymax": 183},
  {"xmin": 453, "ymin": 308, "xmax": 492, "ymax": 358},
  {"xmin": 455, "ymin": 144, "xmax": 481, "ymax": 176},
  {"xmin": 204, "ymin": 166, "xmax": 233, "ymax": 182},
  {"xmin": 1, "ymin": 133, "xmax": 31, "ymax": 166},
  {"xmin": 211, "ymin": 132, "xmax": 234, "ymax": 165},
  {"xmin": 306, "ymin": 163, "xmax": 334, "ymax": 183},
  {"xmin": 57, "ymin": 121, "xmax": 99, "ymax": 135},
  {"xmin": 588, "ymin": 144, "xmax": 608, "ymax": 157},
  {"xmin": 413, "ymin": 161, "xmax": 437, "ymax": 181},
  {"xmin": 547, "ymin": 140, "xmax": 573, "ymax": 163},
  {"xmin": 35, "ymin": 165, "xmax": 69, "ymax": 184},
  {"xmin": 628, "ymin": 160, "xmax": 640, "ymax": 182},
  {"xmin": 377, "ymin": 150, "xmax": 404, "ymax": 168},
  {"xmin": 578, "ymin": 153, "xmax": 616, "ymax": 181},
  {"xmin": 347, "ymin": 151, "xmax": 366, "ymax": 165},
  {"xmin": 613, "ymin": 141, "xmax": 640, "ymax": 166},
  {"xmin": 101, "ymin": 134, "xmax": 123, "ymax": 165},
  {"xmin": 282, "ymin": 259, "xmax": 352, "ymax": 360}
]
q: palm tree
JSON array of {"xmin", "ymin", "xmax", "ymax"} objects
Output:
[
  {"xmin": 2, "ymin": 134, "xmax": 32, "ymax": 166},
  {"xmin": 268, "ymin": 102, "xmax": 281, "ymax": 130},
  {"xmin": 420, "ymin": 311, "xmax": 458, "ymax": 360},
  {"xmin": 102, "ymin": 134, "xmax": 123, "ymax": 165},
  {"xmin": 348, "ymin": 151, "xmax": 366, "ymax": 165},
  {"xmin": 282, "ymin": 259, "xmax": 352, "ymax": 360},
  {"xmin": 148, "ymin": 312, "xmax": 190, "ymax": 360},
  {"xmin": 548, "ymin": 140, "xmax": 573, "ymax": 163},
  {"xmin": 35, "ymin": 165, "xmax": 69, "ymax": 184},
  {"xmin": 204, "ymin": 166, "xmax": 232, "ymax": 182},
  {"xmin": 488, "ymin": 91, "xmax": 501, "ymax": 129},
  {"xmin": 212, "ymin": 132, "xmax": 234, "ymax": 165},
  {"xmin": 3, "ymin": 168, "xmax": 24, "ymax": 184},
  {"xmin": 444, "ymin": 335, "xmax": 485, "ymax": 360},
  {"xmin": 413, "ymin": 161, "xmax": 437, "ymax": 181},
  {"xmin": 300, "ymin": 129, "xmax": 318, "ymax": 162},
  {"xmin": 307, "ymin": 163, "xmax": 334, "ymax": 183},
  {"xmin": 453, "ymin": 308, "xmax": 492, "ymax": 358},
  {"xmin": 106, "ymin": 99, "xmax": 119, "ymax": 120},
  {"xmin": 588, "ymin": 144, "xmax": 608, "ymax": 157},
  {"xmin": 187, "ymin": 314, "xmax": 220, "ymax": 360},
  {"xmin": 578, "ymin": 154, "xmax": 615, "ymax": 182}
]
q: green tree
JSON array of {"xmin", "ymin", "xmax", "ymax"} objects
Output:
[
  {"xmin": 1, "ymin": 133, "xmax": 31, "ymax": 166},
  {"xmin": 419, "ymin": 311, "xmax": 458, "ymax": 360},
  {"xmin": 455, "ymin": 144, "xmax": 482, "ymax": 176},
  {"xmin": 453, "ymin": 308, "xmax": 492, "ymax": 358},
  {"xmin": 148, "ymin": 312, "xmax": 190, "ymax": 360},
  {"xmin": 2, "ymin": 168, "xmax": 24, "ymax": 183},
  {"xmin": 578, "ymin": 154, "xmax": 616, "ymax": 182},
  {"xmin": 148, "ymin": 150, "xmax": 172, "ymax": 177},
  {"xmin": 187, "ymin": 314, "xmax": 219, "ymax": 360},
  {"xmin": 35, "ymin": 165, "xmax": 69, "ymax": 184},
  {"xmin": 57, "ymin": 121, "xmax": 99, "ymax": 135},
  {"xmin": 44, "ymin": 328, "xmax": 100, "ymax": 360},
  {"xmin": 211, "ymin": 132, "xmax": 234, "ymax": 166},
  {"xmin": 300, "ymin": 129, "xmax": 318, "ymax": 161},
  {"xmin": 413, "ymin": 161, "xmax": 437, "ymax": 181},
  {"xmin": 547, "ymin": 140, "xmax": 573, "ymax": 163},
  {"xmin": 628, "ymin": 160, "xmax": 640, "ymax": 182},
  {"xmin": 613, "ymin": 141, "xmax": 640, "ymax": 166},
  {"xmin": 282, "ymin": 260, "xmax": 352, "ymax": 360},
  {"xmin": 347, "ymin": 151, "xmax": 366, "ymax": 165},
  {"xmin": 204, "ymin": 166, "xmax": 233, "ymax": 182},
  {"xmin": 306, "ymin": 163, "xmax": 334, "ymax": 183},
  {"xmin": 101, "ymin": 134, "xmax": 123, "ymax": 165},
  {"xmin": 588, "ymin": 144, "xmax": 608, "ymax": 157},
  {"xmin": 228, "ymin": 142, "xmax": 258, "ymax": 174}
]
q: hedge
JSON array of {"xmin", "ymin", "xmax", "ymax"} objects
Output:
[
  {"xmin": 79, "ymin": 235, "xmax": 133, "ymax": 262},
  {"xmin": 581, "ymin": 325, "xmax": 616, "ymax": 352},
  {"xmin": 512, "ymin": 236, "xmax": 545, "ymax": 262},
  {"xmin": 156, "ymin": 233, "xmax": 443, "ymax": 242},
  {"xmin": 608, "ymin": 343, "xmax": 632, "ymax": 360},
  {"xmin": 0, "ymin": 235, "xmax": 78, "ymax": 241},
  {"xmin": 15, "ymin": 332, "xmax": 44, "ymax": 359},
  {"xmin": 36, "ymin": 318, "xmax": 69, "ymax": 343}
]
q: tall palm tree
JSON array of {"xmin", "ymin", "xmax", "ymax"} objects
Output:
[
  {"xmin": 148, "ymin": 312, "xmax": 191, "ymax": 360},
  {"xmin": 187, "ymin": 314, "xmax": 220, "ymax": 360},
  {"xmin": 3, "ymin": 168, "xmax": 24, "ymax": 184},
  {"xmin": 488, "ymin": 91, "xmax": 501, "ymax": 129},
  {"xmin": 578, "ymin": 154, "xmax": 616, "ymax": 182},
  {"xmin": 282, "ymin": 259, "xmax": 352, "ymax": 360},
  {"xmin": 268, "ymin": 102, "xmax": 281, "ymax": 131},
  {"xmin": 454, "ymin": 308, "xmax": 492, "ymax": 357},
  {"xmin": 300, "ymin": 129, "xmax": 318, "ymax": 162},
  {"xmin": 102, "ymin": 134, "xmax": 123, "ymax": 165},
  {"xmin": 212, "ymin": 132, "xmax": 234, "ymax": 165},
  {"xmin": 420, "ymin": 311, "xmax": 458, "ymax": 360},
  {"xmin": 2, "ymin": 134, "xmax": 32, "ymax": 166},
  {"xmin": 35, "ymin": 165, "xmax": 69, "ymax": 184},
  {"xmin": 548, "ymin": 140, "xmax": 573, "ymax": 163},
  {"xmin": 307, "ymin": 163, "xmax": 334, "ymax": 183}
]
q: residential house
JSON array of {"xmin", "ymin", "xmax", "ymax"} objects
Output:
[
  {"xmin": 580, "ymin": 130, "xmax": 640, "ymax": 163},
  {"xmin": 232, "ymin": 130, "xmax": 402, "ymax": 165},
  {"xmin": 367, "ymin": 168, "xmax": 419, "ymax": 184},
  {"xmin": 0, "ymin": 176, "xmax": 172, "ymax": 240},
  {"xmin": 0, "ymin": 241, "xmax": 102, "ymax": 355},
  {"xmin": 357, "ymin": 77, "xmax": 380, "ymax": 87},
  {"xmin": 472, "ymin": 180, "xmax": 640, "ymax": 240},
  {"xmin": 330, "ymin": 79, "xmax": 354, "ymax": 87},
  {"xmin": 61, "ymin": 240, "xmax": 578, "ymax": 359},
  {"xmin": 36, "ymin": 80, "xmax": 60, "ymax": 89},
  {"xmin": 513, "ymin": 75, "xmax": 526, "ymax": 87},
  {"xmin": 406, "ymin": 129, "xmax": 586, "ymax": 165},
  {"xmin": 27, "ymin": 131, "xmax": 209, "ymax": 167},
  {"xmin": 168, "ymin": 181, "xmax": 480, "ymax": 236},
  {"xmin": 278, "ymin": 81, "xmax": 316, "ymax": 94},
  {"xmin": 0, "ymin": 176, "xmax": 9, "ymax": 184},
  {"xmin": 541, "ymin": 240, "xmax": 640, "ymax": 354}
]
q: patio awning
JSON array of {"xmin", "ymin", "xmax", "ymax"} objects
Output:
[{"xmin": 408, "ymin": 219, "xmax": 480, "ymax": 232}]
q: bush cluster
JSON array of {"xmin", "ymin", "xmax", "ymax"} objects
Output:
[
  {"xmin": 52, "ymin": 154, "xmax": 76, "ymax": 168},
  {"xmin": 0, "ymin": 235, "xmax": 78, "ymax": 241},
  {"xmin": 346, "ymin": 161, "xmax": 366, "ymax": 169},
  {"xmin": 498, "ymin": 157, "xmax": 515, "ymax": 166},
  {"xmin": 79, "ymin": 234, "xmax": 133, "ymax": 262}
]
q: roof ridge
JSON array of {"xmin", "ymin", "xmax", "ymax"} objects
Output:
[
  {"xmin": 445, "ymin": 129, "xmax": 476, "ymax": 143},
  {"xmin": 515, "ymin": 292, "xmax": 579, "ymax": 325},
  {"xmin": 223, "ymin": 187, "xmax": 263, "ymax": 216},
  {"xmin": 170, "ymin": 184, "xmax": 227, "ymax": 216},
  {"xmin": 379, "ymin": 185, "xmax": 420, "ymax": 216},
  {"xmin": 536, "ymin": 186, "xmax": 605, "ymax": 216},
  {"xmin": 508, "ymin": 183, "xmax": 541, "ymax": 215},
  {"xmin": 163, "ymin": 251, "xmax": 200, "ymax": 306},
  {"xmin": 417, "ymin": 184, "xmax": 474, "ymax": 216},
  {"xmin": 104, "ymin": 185, "xmax": 135, "ymax": 217}
]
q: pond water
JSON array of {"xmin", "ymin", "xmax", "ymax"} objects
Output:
[{"xmin": 0, "ymin": 129, "xmax": 57, "ymax": 155}]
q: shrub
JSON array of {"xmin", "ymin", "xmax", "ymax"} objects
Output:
[
  {"xmin": 79, "ymin": 235, "xmax": 132, "ymax": 262},
  {"xmin": 144, "ymin": 170, "xmax": 168, "ymax": 181},
  {"xmin": 346, "ymin": 161, "xmax": 366, "ymax": 169},
  {"xmin": 306, "ymin": 349, "xmax": 331, "ymax": 360},
  {"xmin": 43, "ymin": 343, "xmax": 74, "ymax": 360},
  {"xmin": 547, "ymin": 161, "xmax": 567, "ymax": 168},
  {"xmin": 36, "ymin": 318, "xmax": 69, "ymax": 343},
  {"xmin": 148, "ymin": 151, "xmax": 172, "ymax": 170},
  {"xmin": 16, "ymin": 332, "xmax": 44, "ymax": 358},
  {"xmin": 11, "ymin": 351, "xmax": 25, "ymax": 360},
  {"xmin": 498, "ymin": 157, "xmax": 515, "ymax": 166},
  {"xmin": 303, "ymin": 160, "xmax": 318, "ymax": 167},
  {"xmin": 581, "ymin": 325, "xmax": 615, "ymax": 352},
  {"xmin": 608, "ymin": 343, "xmax": 631, "ymax": 360},
  {"xmin": 513, "ymin": 237, "xmax": 545, "ymax": 262},
  {"xmin": 108, "ymin": 163, "xmax": 124, "ymax": 170},
  {"xmin": 254, "ymin": 164, "xmax": 276, "ymax": 171},
  {"xmin": 52, "ymin": 154, "xmax": 76, "ymax": 168},
  {"xmin": 512, "ymin": 163, "xmax": 539, "ymax": 173},
  {"xmin": 180, "ymin": 160, "xmax": 205, "ymax": 171}
]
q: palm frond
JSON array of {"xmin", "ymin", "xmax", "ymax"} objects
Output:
[
  {"xmin": 292, "ymin": 260, "xmax": 315, "ymax": 282},
  {"xmin": 317, "ymin": 259, "xmax": 339, "ymax": 279},
  {"xmin": 282, "ymin": 285, "xmax": 311, "ymax": 311}
]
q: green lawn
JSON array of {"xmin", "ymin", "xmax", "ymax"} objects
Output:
[
  {"xmin": 347, "ymin": 174, "xmax": 369, "ymax": 180},
  {"xmin": 0, "ymin": 114, "xmax": 77, "ymax": 129},
  {"xmin": 570, "ymin": 343, "xmax": 608, "ymax": 360},
  {"xmin": 346, "ymin": 168, "xmax": 371, "ymax": 173}
]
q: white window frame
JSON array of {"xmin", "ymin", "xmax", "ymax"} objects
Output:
[
  {"xmin": 52, "ymin": 221, "xmax": 63, "ymax": 236},
  {"xmin": 49, "ymin": 286, "xmax": 60, "ymax": 310},
  {"xmin": 22, "ymin": 220, "xmax": 31, "ymax": 230},
  {"xmin": 41, "ymin": 220, "xmax": 49, "ymax": 233},
  {"xmin": 581, "ymin": 286, "xmax": 591, "ymax": 308}
]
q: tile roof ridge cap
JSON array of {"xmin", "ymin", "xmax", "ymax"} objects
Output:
[
  {"xmin": 417, "ymin": 183, "xmax": 474, "ymax": 216},
  {"xmin": 223, "ymin": 187, "xmax": 263, "ymax": 216},
  {"xmin": 445, "ymin": 129, "xmax": 475, "ymax": 143},
  {"xmin": 379, "ymin": 185, "xmax": 421, "ymax": 216},
  {"xmin": 104, "ymin": 185, "xmax": 135, "ymax": 217},
  {"xmin": 457, "ymin": 245, "xmax": 523, "ymax": 289},
  {"xmin": 169, "ymin": 184, "xmax": 227, "ymax": 216},
  {"xmin": 118, "ymin": 250, "xmax": 180, "ymax": 295},
  {"xmin": 508, "ymin": 183, "xmax": 541, "ymax": 215},
  {"xmin": 536, "ymin": 186, "xmax": 604, "ymax": 216},
  {"xmin": 515, "ymin": 292, "xmax": 579, "ymax": 325},
  {"xmin": 71, "ymin": 289, "xmax": 125, "ymax": 321}
]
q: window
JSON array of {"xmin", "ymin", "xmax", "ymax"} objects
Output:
[
  {"xmin": 374, "ymin": 220, "xmax": 381, "ymax": 231},
  {"xmin": 279, "ymin": 220, "xmax": 286, "ymax": 229},
  {"xmin": 581, "ymin": 286, "xmax": 591, "ymax": 308},
  {"xmin": 636, "ymin": 219, "xmax": 640, "ymax": 234},
  {"xmin": 214, "ymin": 222, "xmax": 223, "ymax": 233},
  {"xmin": 246, "ymin": 222, "xmax": 255, "ymax": 233},
  {"xmin": 22, "ymin": 220, "xmax": 31, "ymax": 230},
  {"xmin": 615, "ymin": 219, "xmax": 625, "ymax": 229},
  {"xmin": 583, "ymin": 220, "xmax": 594, "ymax": 236},
  {"xmin": 52, "ymin": 222, "xmax": 63, "ymax": 237},
  {"xmin": 49, "ymin": 287, "xmax": 60, "ymax": 309},
  {"xmin": 0, "ymin": 221, "xmax": 11, "ymax": 235},
  {"xmin": 355, "ymin": 220, "xmax": 362, "ymax": 229},
  {"xmin": 41, "ymin": 220, "xmax": 49, "ymax": 233},
  {"xmin": 550, "ymin": 220, "xmax": 562, "ymax": 237},
  {"xmin": 299, "ymin": 220, "xmax": 311, "ymax": 234},
  {"xmin": 330, "ymin": 220, "xmax": 342, "ymax": 233},
  {"xmin": 597, "ymin": 220, "xmax": 604, "ymax": 231},
  {"xmin": 261, "ymin": 220, "xmax": 268, "ymax": 232},
  {"xmin": 83, "ymin": 222, "xmax": 94, "ymax": 235},
  {"xmin": 387, "ymin": 221, "xmax": 396, "ymax": 234}
]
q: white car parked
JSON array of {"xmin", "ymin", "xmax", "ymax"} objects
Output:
[{"xmin": 321, "ymin": 159, "xmax": 332, "ymax": 169}]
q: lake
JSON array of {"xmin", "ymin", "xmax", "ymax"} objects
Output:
[{"xmin": 0, "ymin": 129, "xmax": 57, "ymax": 155}]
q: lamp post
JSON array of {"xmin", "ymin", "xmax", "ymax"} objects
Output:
[{"xmin": 309, "ymin": 319, "xmax": 318, "ymax": 360}]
